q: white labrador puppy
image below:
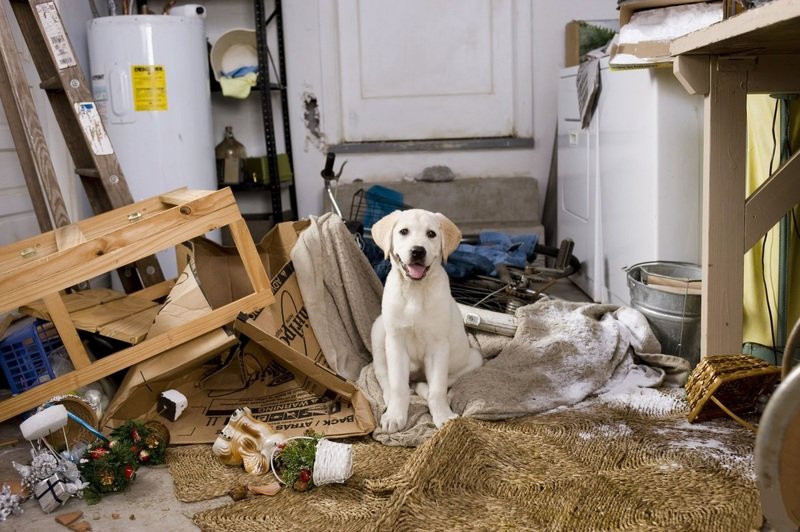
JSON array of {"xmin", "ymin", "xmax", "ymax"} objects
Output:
[{"xmin": 370, "ymin": 209, "xmax": 483, "ymax": 433}]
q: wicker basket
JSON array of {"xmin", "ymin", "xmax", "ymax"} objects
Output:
[
  {"xmin": 686, "ymin": 354, "xmax": 781, "ymax": 430},
  {"xmin": 42, "ymin": 394, "xmax": 99, "ymax": 451}
]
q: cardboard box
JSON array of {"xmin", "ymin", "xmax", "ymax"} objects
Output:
[
  {"xmin": 609, "ymin": 0, "xmax": 716, "ymax": 69},
  {"xmin": 564, "ymin": 19, "xmax": 618, "ymax": 67},
  {"xmin": 127, "ymin": 316, "xmax": 375, "ymax": 443},
  {"xmin": 103, "ymin": 220, "xmax": 375, "ymax": 443}
]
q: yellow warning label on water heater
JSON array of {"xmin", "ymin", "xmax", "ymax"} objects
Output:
[{"xmin": 131, "ymin": 65, "xmax": 167, "ymax": 111}]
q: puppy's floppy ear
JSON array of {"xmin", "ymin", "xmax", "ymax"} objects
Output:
[
  {"xmin": 371, "ymin": 210, "xmax": 402, "ymax": 259},
  {"xmin": 436, "ymin": 213, "xmax": 462, "ymax": 262}
]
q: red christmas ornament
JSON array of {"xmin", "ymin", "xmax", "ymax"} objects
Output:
[
  {"xmin": 138, "ymin": 449, "xmax": 151, "ymax": 463},
  {"xmin": 90, "ymin": 447, "xmax": 109, "ymax": 460},
  {"xmin": 124, "ymin": 464, "xmax": 135, "ymax": 480},
  {"xmin": 299, "ymin": 469, "xmax": 311, "ymax": 483},
  {"xmin": 131, "ymin": 427, "xmax": 142, "ymax": 442}
]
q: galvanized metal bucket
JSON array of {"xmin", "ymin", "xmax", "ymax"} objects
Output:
[{"xmin": 627, "ymin": 261, "xmax": 702, "ymax": 368}]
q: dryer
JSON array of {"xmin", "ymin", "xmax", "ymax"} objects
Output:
[{"xmin": 557, "ymin": 58, "xmax": 703, "ymax": 304}]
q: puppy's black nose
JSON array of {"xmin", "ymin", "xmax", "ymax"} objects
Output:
[{"xmin": 410, "ymin": 246, "xmax": 426, "ymax": 261}]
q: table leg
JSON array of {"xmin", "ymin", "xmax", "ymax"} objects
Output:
[{"xmin": 701, "ymin": 58, "xmax": 749, "ymax": 356}]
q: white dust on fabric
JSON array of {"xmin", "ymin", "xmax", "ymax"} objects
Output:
[
  {"xmin": 578, "ymin": 422, "xmax": 633, "ymax": 441},
  {"xmin": 598, "ymin": 386, "xmax": 686, "ymax": 416}
]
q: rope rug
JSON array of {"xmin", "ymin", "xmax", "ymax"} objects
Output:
[{"xmin": 167, "ymin": 389, "xmax": 762, "ymax": 531}]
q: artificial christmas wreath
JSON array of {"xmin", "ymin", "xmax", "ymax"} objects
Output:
[
  {"xmin": 78, "ymin": 419, "xmax": 169, "ymax": 503},
  {"xmin": 78, "ymin": 440, "xmax": 137, "ymax": 504},
  {"xmin": 109, "ymin": 419, "xmax": 169, "ymax": 465}
]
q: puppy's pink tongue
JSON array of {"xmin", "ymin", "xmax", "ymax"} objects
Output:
[{"xmin": 407, "ymin": 264, "xmax": 426, "ymax": 279}]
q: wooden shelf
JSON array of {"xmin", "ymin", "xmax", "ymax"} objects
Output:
[{"xmin": 671, "ymin": 0, "xmax": 800, "ymax": 55}]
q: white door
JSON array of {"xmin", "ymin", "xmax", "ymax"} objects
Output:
[{"xmin": 336, "ymin": 0, "xmax": 515, "ymax": 142}]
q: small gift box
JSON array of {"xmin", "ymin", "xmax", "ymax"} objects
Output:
[{"xmin": 33, "ymin": 472, "xmax": 70, "ymax": 513}]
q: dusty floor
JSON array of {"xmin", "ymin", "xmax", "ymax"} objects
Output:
[{"xmin": 0, "ymin": 278, "xmax": 591, "ymax": 531}]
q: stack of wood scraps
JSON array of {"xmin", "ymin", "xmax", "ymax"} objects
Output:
[{"xmin": 645, "ymin": 271, "xmax": 702, "ymax": 295}]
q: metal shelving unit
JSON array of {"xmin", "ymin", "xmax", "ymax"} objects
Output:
[{"xmin": 253, "ymin": 0, "xmax": 297, "ymax": 223}]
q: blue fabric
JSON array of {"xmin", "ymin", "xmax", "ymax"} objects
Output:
[
  {"xmin": 443, "ymin": 250, "xmax": 495, "ymax": 279},
  {"xmin": 457, "ymin": 231, "xmax": 539, "ymax": 276},
  {"xmin": 221, "ymin": 65, "xmax": 258, "ymax": 79}
]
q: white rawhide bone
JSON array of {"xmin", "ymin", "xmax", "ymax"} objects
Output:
[{"xmin": 19, "ymin": 405, "xmax": 68, "ymax": 441}]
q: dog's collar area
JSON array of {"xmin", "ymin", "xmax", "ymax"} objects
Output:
[{"xmin": 393, "ymin": 252, "xmax": 430, "ymax": 281}]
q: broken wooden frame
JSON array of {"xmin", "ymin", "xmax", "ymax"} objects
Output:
[{"xmin": 0, "ymin": 188, "xmax": 274, "ymax": 422}]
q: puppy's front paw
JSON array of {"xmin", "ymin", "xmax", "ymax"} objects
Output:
[
  {"xmin": 380, "ymin": 408, "xmax": 408, "ymax": 434},
  {"xmin": 431, "ymin": 407, "xmax": 458, "ymax": 429}
]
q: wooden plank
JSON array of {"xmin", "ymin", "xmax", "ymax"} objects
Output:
[
  {"xmin": 0, "ymin": 193, "xmax": 177, "ymax": 273},
  {"xmin": 96, "ymin": 306, "xmax": 160, "ymax": 345},
  {"xmin": 745, "ymin": 150, "xmax": 800, "ymax": 250},
  {"xmin": 0, "ymin": 0, "xmax": 70, "ymax": 231},
  {"xmin": 21, "ymin": 288, "xmax": 126, "ymax": 319},
  {"xmin": 69, "ymin": 296, "xmax": 158, "ymax": 332},
  {"xmin": 54, "ymin": 224, "xmax": 87, "ymax": 250},
  {"xmin": 0, "ymin": 289, "xmax": 274, "ymax": 422},
  {"xmin": 227, "ymin": 217, "xmax": 271, "ymax": 295},
  {"xmin": 41, "ymin": 292, "xmax": 91, "ymax": 370},
  {"xmin": 22, "ymin": 288, "xmax": 161, "ymax": 345},
  {"xmin": 671, "ymin": 0, "xmax": 800, "ymax": 56},
  {"xmin": 161, "ymin": 188, "xmax": 215, "ymax": 205},
  {"xmin": 0, "ymin": 203, "xmax": 241, "ymax": 313},
  {"xmin": 745, "ymin": 54, "xmax": 800, "ymax": 94},
  {"xmin": 130, "ymin": 279, "xmax": 176, "ymax": 302},
  {"xmin": 0, "ymin": 191, "xmax": 239, "ymax": 312},
  {"xmin": 700, "ymin": 59, "xmax": 748, "ymax": 357}
]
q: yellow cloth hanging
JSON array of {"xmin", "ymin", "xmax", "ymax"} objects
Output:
[
  {"xmin": 219, "ymin": 72, "xmax": 258, "ymax": 99},
  {"xmin": 743, "ymin": 95, "xmax": 800, "ymax": 352}
]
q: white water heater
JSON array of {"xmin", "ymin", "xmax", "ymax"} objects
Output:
[{"xmin": 87, "ymin": 14, "xmax": 216, "ymax": 279}]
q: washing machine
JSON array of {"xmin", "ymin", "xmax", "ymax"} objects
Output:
[{"xmin": 557, "ymin": 58, "xmax": 703, "ymax": 304}]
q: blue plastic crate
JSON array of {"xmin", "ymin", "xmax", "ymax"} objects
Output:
[{"xmin": 0, "ymin": 318, "xmax": 61, "ymax": 394}]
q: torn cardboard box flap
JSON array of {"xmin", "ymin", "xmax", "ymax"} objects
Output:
[{"xmin": 106, "ymin": 317, "xmax": 374, "ymax": 443}]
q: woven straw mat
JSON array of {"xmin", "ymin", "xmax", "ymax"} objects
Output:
[{"xmin": 167, "ymin": 391, "xmax": 761, "ymax": 531}]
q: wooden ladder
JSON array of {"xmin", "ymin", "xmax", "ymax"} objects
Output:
[{"xmin": 0, "ymin": 0, "xmax": 164, "ymax": 292}]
